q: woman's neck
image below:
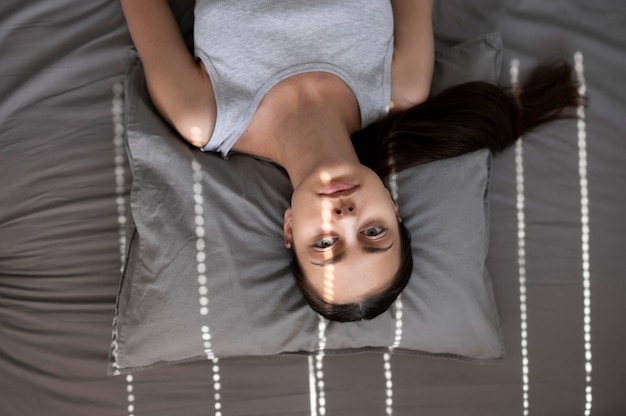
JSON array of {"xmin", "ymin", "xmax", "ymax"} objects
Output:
[{"xmin": 232, "ymin": 72, "xmax": 362, "ymax": 189}]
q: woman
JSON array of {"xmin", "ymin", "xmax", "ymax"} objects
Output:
[{"xmin": 121, "ymin": 0, "xmax": 582, "ymax": 322}]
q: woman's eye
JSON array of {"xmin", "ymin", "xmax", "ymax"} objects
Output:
[
  {"xmin": 313, "ymin": 237, "xmax": 336, "ymax": 249},
  {"xmin": 362, "ymin": 227, "xmax": 386, "ymax": 238}
]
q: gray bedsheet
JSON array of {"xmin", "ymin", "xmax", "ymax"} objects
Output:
[{"xmin": 1, "ymin": 1, "xmax": 625, "ymax": 415}]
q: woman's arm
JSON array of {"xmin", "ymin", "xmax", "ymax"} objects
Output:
[
  {"xmin": 389, "ymin": 0, "xmax": 434, "ymax": 112},
  {"xmin": 121, "ymin": 0, "xmax": 216, "ymax": 147}
]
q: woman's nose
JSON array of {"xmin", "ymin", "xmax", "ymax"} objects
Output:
[{"xmin": 333, "ymin": 204, "xmax": 356, "ymax": 215}]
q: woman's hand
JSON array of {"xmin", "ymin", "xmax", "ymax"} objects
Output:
[{"xmin": 389, "ymin": 0, "xmax": 434, "ymax": 112}]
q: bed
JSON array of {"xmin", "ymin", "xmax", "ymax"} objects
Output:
[{"xmin": 1, "ymin": 1, "xmax": 625, "ymax": 415}]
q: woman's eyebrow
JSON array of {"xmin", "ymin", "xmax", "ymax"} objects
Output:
[
  {"xmin": 310, "ymin": 252, "xmax": 346, "ymax": 267},
  {"xmin": 310, "ymin": 243, "xmax": 394, "ymax": 267},
  {"xmin": 362, "ymin": 242, "xmax": 394, "ymax": 254}
]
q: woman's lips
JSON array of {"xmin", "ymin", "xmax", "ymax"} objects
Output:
[{"xmin": 320, "ymin": 183, "xmax": 358, "ymax": 197}]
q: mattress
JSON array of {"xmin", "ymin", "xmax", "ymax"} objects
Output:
[{"xmin": 1, "ymin": 1, "xmax": 625, "ymax": 415}]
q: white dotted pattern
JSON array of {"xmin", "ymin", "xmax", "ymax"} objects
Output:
[
  {"xmin": 391, "ymin": 296, "xmax": 404, "ymax": 350},
  {"xmin": 109, "ymin": 81, "xmax": 124, "ymax": 375},
  {"xmin": 383, "ymin": 353, "xmax": 394, "ymax": 416},
  {"xmin": 112, "ymin": 82, "xmax": 128, "ymax": 269},
  {"xmin": 385, "ymin": 292, "xmax": 403, "ymax": 416},
  {"xmin": 511, "ymin": 58, "xmax": 530, "ymax": 416},
  {"xmin": 385, "ymin": 169, "xmax": 403, "ymax": 415},
  {"xmin": 110, "ymin": 81, "xmax": 135, "ymax": 415},
  {"xmin": 575, "ymin": 51, "xmax": 593, "ymax": 416},
  {"xmin": 126, "ymin": 375, "xmax": 135, "ymax": 416},
  {"xmin": 307, "ymin": 356, "xmax": 318, "ymax": 416},
  {"xmin": 388, "ymin": 169, "xmax": 404, "ymax": 351},
  {"xmin": 309, "ymin": 317, "xmax": 328, "ymax": 416},
  {"xmin": 192, "ymin": 160, "xmax": 223, "ymax": 415}
]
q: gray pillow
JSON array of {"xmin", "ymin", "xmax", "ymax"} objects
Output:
[{"xmin": 109, "ymin": 32, "xmax": 504, "ymax": 375}]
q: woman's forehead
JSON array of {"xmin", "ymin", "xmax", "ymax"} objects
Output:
[{"xmin": 302, "ymin": 244, "xmax": 401, "ymax": 304}]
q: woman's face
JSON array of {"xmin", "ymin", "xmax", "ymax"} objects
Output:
[{"xmin": 284, "ymin": 163, "xmax": 402, "ymax": 305}]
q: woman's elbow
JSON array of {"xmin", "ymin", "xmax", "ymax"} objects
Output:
[
  {"xmin": 172, "ymin": 115, "xmax": 214, "ymax": 148},
  {"xmin": 390, "ymin": 82, "xmax": 430, "ymax": 113},
  {"xmin": 145, "ymin": 74, "xmax": 217, "ymax": 149},
  {"xmin": 150, "ymin": 95, "xmax": 216, "ymax": 148}
]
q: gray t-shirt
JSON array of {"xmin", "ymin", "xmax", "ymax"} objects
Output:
[{"xmin": 194, "ymin": 0, "xmax": 394, "ymax": 156}]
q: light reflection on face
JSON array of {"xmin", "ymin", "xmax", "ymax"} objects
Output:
[{"xmin": 284, "ymin": 163, "xmax": 402, "ymax": 305}]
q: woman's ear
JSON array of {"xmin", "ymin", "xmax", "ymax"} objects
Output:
[
  {"xmin": 283, "ymin": 208, "xmax": 293, "ymax": 249},
  {"xmin": 394, "ymin": 203, "xmax": 402, "ymax": 223},
  {"xmin": 387, "ymin": 189, "xmax": 402, "ymax": 223}
]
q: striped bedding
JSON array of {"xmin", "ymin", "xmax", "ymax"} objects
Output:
[{"xmin": 1, "ymin": 1, "xmax": 624, "ymax": 415}]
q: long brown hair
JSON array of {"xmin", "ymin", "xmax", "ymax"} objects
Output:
[
  {"xmin": 353, "ymin": 60, "xmax": 583, "ymax": 177},
  {"xmin": 295, "ymin": 60, "xmax": 584, "ymax": 322}
]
